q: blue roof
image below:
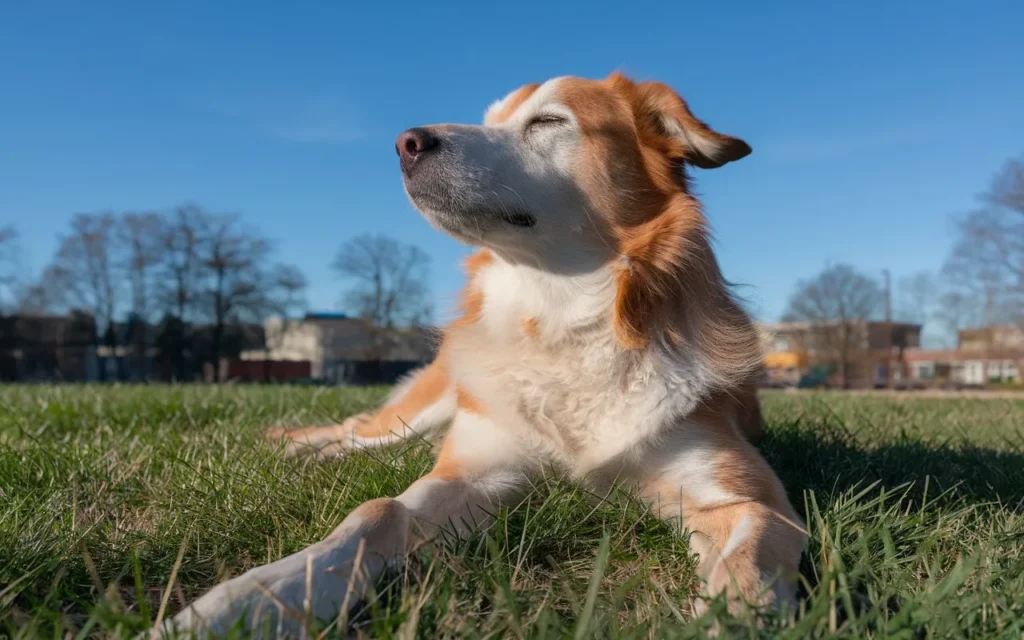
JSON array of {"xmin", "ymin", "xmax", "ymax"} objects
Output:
[{"xmin": 304, "ymin": 311, "xmax": 349, "ymax": 320}]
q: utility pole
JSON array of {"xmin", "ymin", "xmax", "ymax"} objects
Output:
[{"xmin": 883, "ymin": 269, "xmax": 893, "ymax": 389}]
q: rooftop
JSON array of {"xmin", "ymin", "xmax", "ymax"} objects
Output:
[
  {"xmin": 904, "ymin": 347, "xmax": 1024, "ymax": 362},
  {"xmin": 303, "ymin": 311, "xmax": 351, "ymax": 321}
]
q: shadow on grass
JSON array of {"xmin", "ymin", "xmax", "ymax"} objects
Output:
[{"xmin": 761, "ymin": 424, "xmax": 1024, "ymax": 512}]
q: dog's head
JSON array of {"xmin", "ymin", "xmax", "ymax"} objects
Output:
[
  {"xmin": 399, "ymin": 73, "xmax": 760, "ymax": 377},
  {"xmin": 397, "ymin": 73, "xmax": 750, "ymax": 274}
]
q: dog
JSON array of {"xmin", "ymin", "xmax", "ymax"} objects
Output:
[{"xmin": 161, "ymin": 72, "xmax": 805, "ymax": 637}]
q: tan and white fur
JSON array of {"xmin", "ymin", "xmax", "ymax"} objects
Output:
[{"xmin": 159, "ymin": 73, "xmax": 805, "ymax": 637}]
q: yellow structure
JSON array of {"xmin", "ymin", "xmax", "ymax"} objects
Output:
[{"xmin": 764, "ymin": 351, "xmax": 804, "ymax": 369}]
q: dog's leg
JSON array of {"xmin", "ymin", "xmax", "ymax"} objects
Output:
[
  {"xmin": 164, "ymin": 401, "xmax": 527, "ymax": 638},
  {"xmin": 268, "ymin": 355, "xmax": 456, "ymax": 457},
  {"xmin": 638, "ymin": 409, "xmax": 805, "ymax": 616}
]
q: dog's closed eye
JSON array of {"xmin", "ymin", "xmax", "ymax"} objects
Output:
[{"xmin": 525, "ymin": 114, "xmax": 569, "ymax": 131}]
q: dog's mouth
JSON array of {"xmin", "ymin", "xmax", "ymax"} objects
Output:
[
  {"xmin": 404, "ymin": 167, "xmax": 537, "ymax": 234},
  {"xmin": 499, "ymin": 210, "xmax": 537, "ymax": 228},
  {"xmin": 410, "ymin": 190, "xmax": 537, "ymax": 231}
]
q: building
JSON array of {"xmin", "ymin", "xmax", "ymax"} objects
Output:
[
  {"xmin": 89, "ymin": 319, "xmax": 267, "ymax": 382},
  {"xmin": 958, "ymin": 325, "xmax": 1024, "ymax": 352},
  {"xmin": 758, "ymin": 324, "xmax": 808, "ymax": 386},
  {"xmin": 760, "ymin": 320, "xmax": 923, "ymax": 388},
  {"xmin": 903, "ymin": 348, "xmax": 1021, "ymax": 386},
  {"xmin": 241, "ymin": 312, "xmax": 438, "ymax": 384},
  {"xmin": 904, "ymin": 325, "xmax": 1024, "ymax": 386},
  {"xmin": 0, "ymin": 312, "xmax": 98, "ymax": 381}
]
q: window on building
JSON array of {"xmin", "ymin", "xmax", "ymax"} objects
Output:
[{"xmin": 1001, "ymin": 361, "xmax": 1018, "ymax": 382}]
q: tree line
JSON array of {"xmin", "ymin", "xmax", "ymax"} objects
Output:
[
  {"xmin": 0, "ymin": 204, "xmax": 437, "ymax": 382},
  {"xmin": 2, "ymin": 206, "xmax": 310, "ymax": 380}
]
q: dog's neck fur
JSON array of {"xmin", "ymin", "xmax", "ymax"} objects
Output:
[{"xmin": 474, "ymin": 250, "xmax": 620, "ymax": 346}]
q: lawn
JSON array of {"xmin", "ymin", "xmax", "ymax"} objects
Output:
[{"xmin": 1, "ymin": 385, "xmax": 1023, "ymax": 638}]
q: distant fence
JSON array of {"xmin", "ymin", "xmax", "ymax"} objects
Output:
[
  {"xmin": 341, "ymin": 360, "xmax": 424, "ymax": 385},
  {"xmin": 226, "ymin": 359, "xmax": 426, "ymax": 386},
  {"xmin": 227, "ymin": 359, "xmax": 312, "ymax": 382}
]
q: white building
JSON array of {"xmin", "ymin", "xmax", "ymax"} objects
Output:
[
  {"xmin": 241, "ymin": 312, "xmax": 436, "ymax": 382},
  {"xmin": 904, "ymin": 348, "xmax": 1022, "ymax": 386}
]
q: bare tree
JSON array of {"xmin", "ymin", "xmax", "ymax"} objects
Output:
[
  {"xmin": 157, "ymin": 204, "xmax": 205, "ymax": 323},
  {"xmin": 332, "ymin": 234, "xmax": 431, "ymax": 352},
  {"xmin": 896, "ymin": 271, "xmax": 938, "ymax": 325},
  {"xmin": 933, "ymin": 291, "xmax": 984, "ymax": 347},
  {"xmin": 191, "ymin": 212, "xmax": 307, "ymax": 381},
  {"xmin": 943, "ymin": 157, "xmax": 1024, "ymax": 328},
  {"xmin": 0, "ymin": 226, "xmax": 19, "ymax": 312},
  {"xmin": 151, "ymin": 205, "xmax": 209, "ymax": 380},
  {"xmin": 271, "ymin": 264, "xmax": 308, "ymax": 313},
  {"xmin": 16, "ymin": 266, "xmax": 63, "ymax": 315},
  {"xmin": 120, "ymin": 212, "xmax": 164, "ymax": 321},
  {"xmin": 47, "ymin": 213, "xmax": 123, "ymax": 379},
  {"xmin": 119, "ymin": 212, "xmax": 164, "ymax": 378},
  {"xmin": 784, "ymin": 263, "xmax": 883, "ymax": 388}
]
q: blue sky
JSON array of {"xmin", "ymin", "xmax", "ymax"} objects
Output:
[{"xmin": 2, "ymin": 1, "xmax": 1023, "ymax": 327}]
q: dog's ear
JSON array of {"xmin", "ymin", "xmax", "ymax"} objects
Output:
[{"xmin": 633, "ymin": 80, "xmax": 751, "ymax": 169}]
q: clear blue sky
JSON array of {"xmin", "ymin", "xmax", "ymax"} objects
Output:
[{"xmin": 2, "ymin": 1, "xmax": 1022, "ymax": 327}]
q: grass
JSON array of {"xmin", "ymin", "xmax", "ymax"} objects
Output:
[{"xmin": 1, "ymin": 385, "xmax": 1023, "ymax": 638}]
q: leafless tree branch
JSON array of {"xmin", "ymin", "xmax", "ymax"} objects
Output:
[
  {"xmin": 784, "ymin": 263, "xmax": 884, "ymax": 388},
  {"xmin": 333, "ymin": 233, "xmax": 431, "ymax": 327},
  {"xmin": 943, "ymin": 157, "xmax": 1024, "ymax": 329}
]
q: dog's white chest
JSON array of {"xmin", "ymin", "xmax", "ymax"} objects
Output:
[
  {"xmin": 459, "ymin": 259, "xmax": 710, "ymax": 473},
  {"xmin": 489, "ymin": 333, "xmax": 699, "ymax": 473}
]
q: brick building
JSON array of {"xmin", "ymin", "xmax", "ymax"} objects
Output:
[{"xmin": 760, "ymin": 320, "xmax": 922, "ymax": 388}]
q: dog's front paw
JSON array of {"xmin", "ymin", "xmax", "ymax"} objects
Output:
[
  {"xmin": 339, "ymin": 412, "xmax": 374, "ymax": 431},
  {"xmin": 152, "ymin": 510, "xmax": 393, "ymax": 639},
  {"xmin": 265, "ymin": 418, "xmax": 365, "ymax": 459}
]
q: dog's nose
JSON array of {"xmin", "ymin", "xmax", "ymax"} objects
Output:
[{"xmin": 396, "ymin": 128, "xmax": 440, "ymax": 173}]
